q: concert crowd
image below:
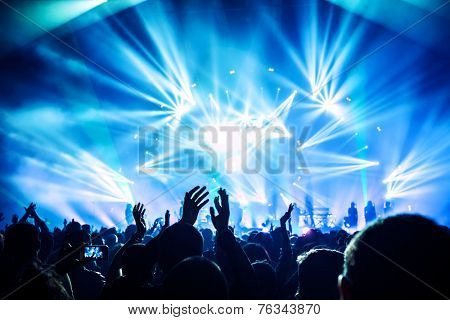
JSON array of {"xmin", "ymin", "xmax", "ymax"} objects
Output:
[{"xmin": 0, "ymin": 186, "xmax": 448, "ymax": 300}]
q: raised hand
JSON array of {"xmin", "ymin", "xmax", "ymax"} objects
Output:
[
  {"xmin": 280, "ymin": 203, "xmax": 294, "ymax": 229},
  {"xmin": 181, "ymin": 186, "xmax": 209, "ymax": 225},
  {"xmin": 25, "ymin": 202, "xmax": 37, "ymax": 215},
  {"xmin": 19, "ymin": 202, "xmax": 36, "ymax": 223},
  {"xmin": 209, "ymin": 188, "xmax": 230, "ymax": 233},
  {"xmin": 163, "ymin": 210, "xmax": 170, "ymax": 229},
  {"xmin": 132, "ymin": 202, "xmax": 146, "ymax": 237}
]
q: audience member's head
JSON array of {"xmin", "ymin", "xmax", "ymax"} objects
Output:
[
  {"xmin": 297, "ymin": 248, "xmax": 343, "ymax": 299},
  {"xmin": 163, "ymin": 256, "xmax": 228, "ymax": 299},
  {"xmin": 81, "ymin": 224, "xmax": 91, "ymax": 234},
  {"xmin": 122, "ymin": 244, "xmax": 152, "ymax": 283},
  {"xmin": 159, "ymin": 222, "xmax": 203, "ymax": 273},
  {"xmin": 252, "ymin": 232, "xmax": 274, "ymax": 257},
  {"xmin": 243, "ymin": 243, "xmax": 271, "ymax": 263},
  {"xmin": 4, "ymin": 223, "xmax": 40, "ymax": 264},
  {"xmin": 105, "ymin": 234, "xmax": 118, "ymax": 248},
  {"xmin": 125, "ymin": 224, "xmax": 137, "ymax": 242},
  {"xmin": 340, "ymin": 214, "xmax": 450, "ymax": 299},
  {"xmin": 252, "ymin": 261, "xmax": 278, "ymax": 299}
]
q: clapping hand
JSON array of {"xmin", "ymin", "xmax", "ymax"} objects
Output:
[
  {"xmin": 181, "ymin": 186, "xmax": 209, "ymax": 225},
  {"xmin": 209, "ymin": 188, "xmax": 230, "ymax": 233},
  {"xmin": 132, "ymin": 202, "xmax": 146, "ymax": 237},
  {"xmin": 280, "ymin": 203, "xmax": 294, "ymax": 229},
  {"xmin": 20, "ymin": 202, "xmax": 37, "ymax": 222},
  {"xmin": 19, "ymin": 202, "xmax": 38, "ymax": 224}
]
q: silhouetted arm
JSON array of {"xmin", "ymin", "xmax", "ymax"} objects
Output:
[
  {"xmin": 34, "ymin": 211, "xmax": 53, "ymax": 263},
  {"xmin": 277, "ymin": 203, "xmax": 294, "ymax": 287},
  {"xmin": 105, "ymin": 203, "xmax": 146, "ymax": 287},
  {"xmin": 211, "ymin": 188, "xmax": 258, "ymax": 299}
]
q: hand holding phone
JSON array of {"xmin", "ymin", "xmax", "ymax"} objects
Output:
[{"xmin": 81, "ymin": 245, "xmax": 108, "ymax": 261}]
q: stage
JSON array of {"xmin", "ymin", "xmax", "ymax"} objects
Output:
[{"xmin": 0, "ymin": 0, "xmax": 449, "ymax": 229}]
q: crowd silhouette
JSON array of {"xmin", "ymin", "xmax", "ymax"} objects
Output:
[{"xmin": 0, "ymin": 186, "xmax": 448, "ymax": 300}]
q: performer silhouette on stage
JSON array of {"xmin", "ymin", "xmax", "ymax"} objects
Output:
[
  {"xmin": 384, "ymin": 201, "xmax": 393, "ymax": 217},
  {"xmin": 344, "ymin": 202, "xmax": 358, "ymax": 228},
  {"xmin": 364, "ymin": 201, "xmax": 377, "ymax": 224}
]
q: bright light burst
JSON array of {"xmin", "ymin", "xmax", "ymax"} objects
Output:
[{"xmin": 1, "ymin": 0, "xmax": 449, "ymax": 227}]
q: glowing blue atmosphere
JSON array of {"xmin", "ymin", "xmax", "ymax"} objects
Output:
[{"xmin": 0, "ymin": 0, "xmax": 449, "ymax": 228}]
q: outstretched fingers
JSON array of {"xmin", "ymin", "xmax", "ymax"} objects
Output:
[
  {"xmin": 187, "ymin": 186, "xmax": 201, "ymax": 198},
  {"xmin": 214, "ymin": 196, "xmax": 221, "ymax": 212},
  {"xmin": 209, "ymin": 206, "xmax": 216, "ymax": 221},
  {"xmin": 195, "ymin": 190, "xmax": 209, "ymax": 206}
]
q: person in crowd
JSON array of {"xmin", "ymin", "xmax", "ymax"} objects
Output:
[
  {"xmin": 0, "ymin": 204, "xmax": 70, "ymax": 299},
  {"xmin": 339, "ymin": 214, "xmax": 450, "ymax": 299},
  {"xmin": 364, "ymin": 201, "xmax": 377, "ymax": 224},
  {"xmin": 0, "ymin": 188, "xmax": 448, "ymax": 301},
  {"xmin": 344, "ymin": 202, "xmax": 358, "ymax": 228},
  {"xmin": 297, "ymin": 249, "xmax": 343, "ymax": 299},
  {"xmin": 383, "ymin": 201, "xmax": 393, "ymax": 217}
]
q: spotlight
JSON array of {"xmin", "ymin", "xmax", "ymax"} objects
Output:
[
  {"xmin": 191, "ymin": 83, "xmax": 197, "ymax": 88},
  {"xmin": 364, "ymin": 145, "xmax": 369, "ymax": 149},
  {"xmin": 229, "ymin": 69, "xmax": 236, "ymax": 75},
  {"xmin": 323, "ymin": 100, "xmax": 334, "ymax": 110},
  {"xmin": 376, "ymin": 126, "xmax": 382, "ymax": 132},
  {"xmin": 133, "ymin": 133, "xmax": 138, "ymax": 139},
  {"xmin": 268, "ymin": 67, "xmax": 275, "ymax": 72},
  {"xmin": 346, "ymin": 97, "xmax": 351, "ymax": 102}
]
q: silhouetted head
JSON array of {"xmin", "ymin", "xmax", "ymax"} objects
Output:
[
  {"xmin": 4, "ymin": 223, "xmax": 40, "ymax": 264},
  {"xmin": 65, "ymin": 221, "xmax": 82, "ymax": 246},
  {"xmin": 91, "ymin": 233, "xmax": 105, "ymax": 245},
  {"xmin": 367, "ymin": 201, "xmax": 373, "ymax": 207},
  {"xmin": 297, "ymin": 248, "xmax": 343, "ymax": 299},
  {"xmin": 247, "ymin": 230, "xmax": 259, "ymax": 242},
  {"xmin": 122, "ymin": 244, "xmax": 152, "ymax": 283},
  {"xmin": 270, "ymin": 227, "xmax": 284, "ymax": 250},
  {"xmin": 105, "ymin": 234, "xmax": 118, "ymax": 248},
  {"xmin": 243, "ymin": 242, "xmax": 270, "ymax": 263},
  {"xmin": 253, "ymin": 232, "xmax": 273, "ymax": 254},
  {"xmin": 163, "ymin": 256, "xmax": 228, "ymax": 299},
  {"xmin": 340, "ymin": 214, "xmax": 450, "ymax": 299},
  {"xmin": 81, "ymin": 224, "xmax": 91, "ymax": 234},
  {"xmin": 159, "ymin": 222, "xmax": 203, "ymax": 273},
  {"xmin": 125, "ymin": 224, "xmax": 137, "ymax": 241},
  {"xmin": 351, "ymin": 202, "xmax": 356, "ymax": 208},
  {"xmin": 252, "ymin": 261, "xmax": 278, "ymax": 299}
]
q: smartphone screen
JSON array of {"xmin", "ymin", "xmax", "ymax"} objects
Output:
[{"xmin": 82, "ymin": 245, "xmax": 108, "ymax": 261}]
